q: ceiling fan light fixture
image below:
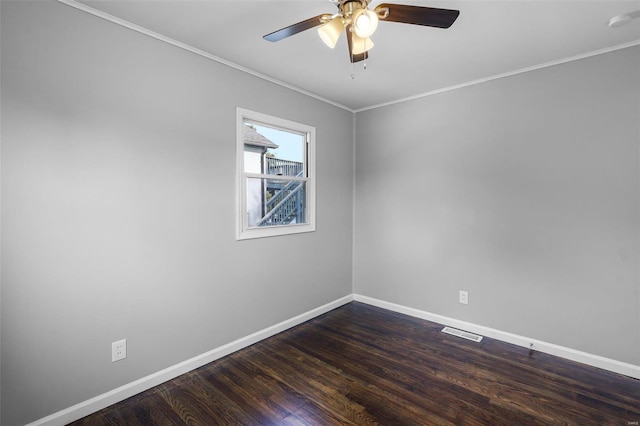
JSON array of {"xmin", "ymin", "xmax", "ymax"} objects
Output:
[
  {"xmin": 350, "ymin": 34, "xmax": 374, "ymax": 55},
  {"xmin": 264, "ymin": 2, "xmax": 460, "ymax": 64},
  {"xmin": 353, "ymin": 8, "xmax": 379, "ymax": 38},
  {"xmin": 318, "ymin": 16, "xmax": 344, "ymax": 48}
]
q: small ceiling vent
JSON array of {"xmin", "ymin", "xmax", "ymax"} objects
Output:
[{"xmin": 441, "ymin": 326, "xmax": 483, "ymax": 343}]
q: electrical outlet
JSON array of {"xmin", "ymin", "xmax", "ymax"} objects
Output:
[
  {"xmin": 459, "ymin": 290, "xmax": 469, "ymax": 305},
  {"xmin": 112, "ymin": 339, "xmax": 127, "ymax": 362}
]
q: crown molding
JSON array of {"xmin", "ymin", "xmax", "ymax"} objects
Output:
[
  {"xmin": 56, "ymin": 1, "xmax": 639, "ymax": 114},
  {"xmin": 56, "ymin": 0, "xmax": 355, "ymax": 113},
  {"xmin": 354, "ymin": 39, "xmax": 640, "ymax": 113}
]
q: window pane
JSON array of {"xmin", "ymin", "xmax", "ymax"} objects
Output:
[
  {"xmin": 246, "ymin": 178, "xmax": 306, "ymax": 228},
  {"xmin": 237, "ymin": 108, "xmax": 315, "ymax": 240},
  {"xmin": 243, "ymin": 122, "xmax": 305, "ymax": 177}
]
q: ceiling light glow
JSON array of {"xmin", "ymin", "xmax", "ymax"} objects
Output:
[{"xmin": 353, "ymin": 9, "xmax": 379, "ymax": 38}]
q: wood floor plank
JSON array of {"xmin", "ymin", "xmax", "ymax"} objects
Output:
[
  {"xmin": 283, "ymin": 321, "xmax": 543, "ymax": 425},
  {"xmin": 251, "ymin": 342, "xmax": 438, "ymax": 425},
  {"xmin": 314, "ymin": 318, "xmax": 596, "ymax": 420},
  {"xmin": 156, "ymin": 374, "xmax": 260, "ymax": 425},
  {"xmin": 317, "ymin": 303, "xmax": 640, "ymax": 421},
  {"xmin": 70, "ymin": 302, "xmax": 640, "ymax": 425}
]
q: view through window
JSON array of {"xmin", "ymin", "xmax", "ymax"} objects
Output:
[{"xmin": 237, "ymin": 109, "xmax": 315, "ymax": 240}]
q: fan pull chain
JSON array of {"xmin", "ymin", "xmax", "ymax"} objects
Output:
[
  {"xmin": 349, "ymin": 38, "xmax": 370, "ymax": 78},
  {"xmin": 362, "ymin": 37, "xmax": 367, "ymax": 70}
]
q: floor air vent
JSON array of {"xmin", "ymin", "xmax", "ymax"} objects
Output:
[{"xmin": 441, "ymin": 326, "xmax": 483, "ymax": 343}]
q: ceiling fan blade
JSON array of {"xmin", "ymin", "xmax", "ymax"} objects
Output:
[
  {"xmin": 346, "ymin": 24, "xmax": 368, "ymax": 63},
  {"xmin": 264, "ymin": 14, "xmax": 332, "ymax": 42},
  {"xmin": 375, "ymin": 4, "xmax": 460, "ymax": 28}
]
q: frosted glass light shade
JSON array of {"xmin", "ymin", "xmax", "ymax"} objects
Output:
[
  {"xmin": 350, "ymin": 34, "xmax": 374, "ymax": 55},
  {"xmin": 318, "ymin": 17, "xmax": 344, "ymax": 49},
  {"xmin": 353, "ymin": 9, "xmax": 379, "ymax": 38}
]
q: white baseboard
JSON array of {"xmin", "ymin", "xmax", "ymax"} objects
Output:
[
  {"xmin": 353, "ymin": 294, "xmax": 640, "ymax": 380},
  {"xmin": 27, "ymin": 294, "xmax": 354, "ymax": 426},
  {"xmin": 26, "ymin": 292, "xmax": 639, "ymax": 425}
]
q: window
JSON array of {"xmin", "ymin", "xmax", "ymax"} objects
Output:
[{"xmin": 236, "ymin": 108, "xmax": 316, "ymax": 240}]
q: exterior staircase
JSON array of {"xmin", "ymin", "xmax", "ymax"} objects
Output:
[{"xmin": 256, "ymin": 158, "xmax": 305, "ymax": 226}]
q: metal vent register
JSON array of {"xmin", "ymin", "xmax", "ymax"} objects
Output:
[{"xmin": 441, "ymin": 326, "xmax": 483, "ymax": 343}]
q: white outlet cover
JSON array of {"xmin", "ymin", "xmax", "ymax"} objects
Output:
[
  {"xmin": 112, "ymin": 339, "xmax": 127, "ymax": 362},
  {"xmin": 459, "ymin": 291, "xmax": 469, "ymax": 305}
]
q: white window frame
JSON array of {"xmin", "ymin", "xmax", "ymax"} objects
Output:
[{"xmin": 236, "ymin": 108, "xmax": 316, "ymax": 240}]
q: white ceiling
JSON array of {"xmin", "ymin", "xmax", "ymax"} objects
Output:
[{"xmin": 70, "ymin": 0, "xmax": 640, "ymax": 111}]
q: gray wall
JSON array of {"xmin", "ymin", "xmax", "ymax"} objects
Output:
[
  {"xmin": 0, "ymin": 2, "xmax": 353, "ymax": 425},
  {"xmin": 355, "ymin": 46, "xmax": 640, "ymax": 366},
  {"xmin": 2, "ymin": 1, "xmax": 639, "ymax": 424}
]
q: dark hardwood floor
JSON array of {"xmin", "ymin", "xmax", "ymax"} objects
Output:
[{"xmin": 72, "ymin": 302, "xmax": 640, "ymax": 425}]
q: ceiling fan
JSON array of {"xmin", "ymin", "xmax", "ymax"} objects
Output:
[{"xmin": 263, "ymin": 0, "xmax": 460, "ymax": 63}]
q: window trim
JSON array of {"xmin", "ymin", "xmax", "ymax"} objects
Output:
[{"xmin": 236, "ymin": 107, "xmax": 316, "ymax": 240}]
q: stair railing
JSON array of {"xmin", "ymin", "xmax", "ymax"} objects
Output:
[{"xmin": 256, "ymin": 180, "xmax": 304, "ymax": 226}]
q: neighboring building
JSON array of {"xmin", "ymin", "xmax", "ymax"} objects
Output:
[{"xmin": 243, "ymin": 125, "xmax": 279, "ymax": 227}]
